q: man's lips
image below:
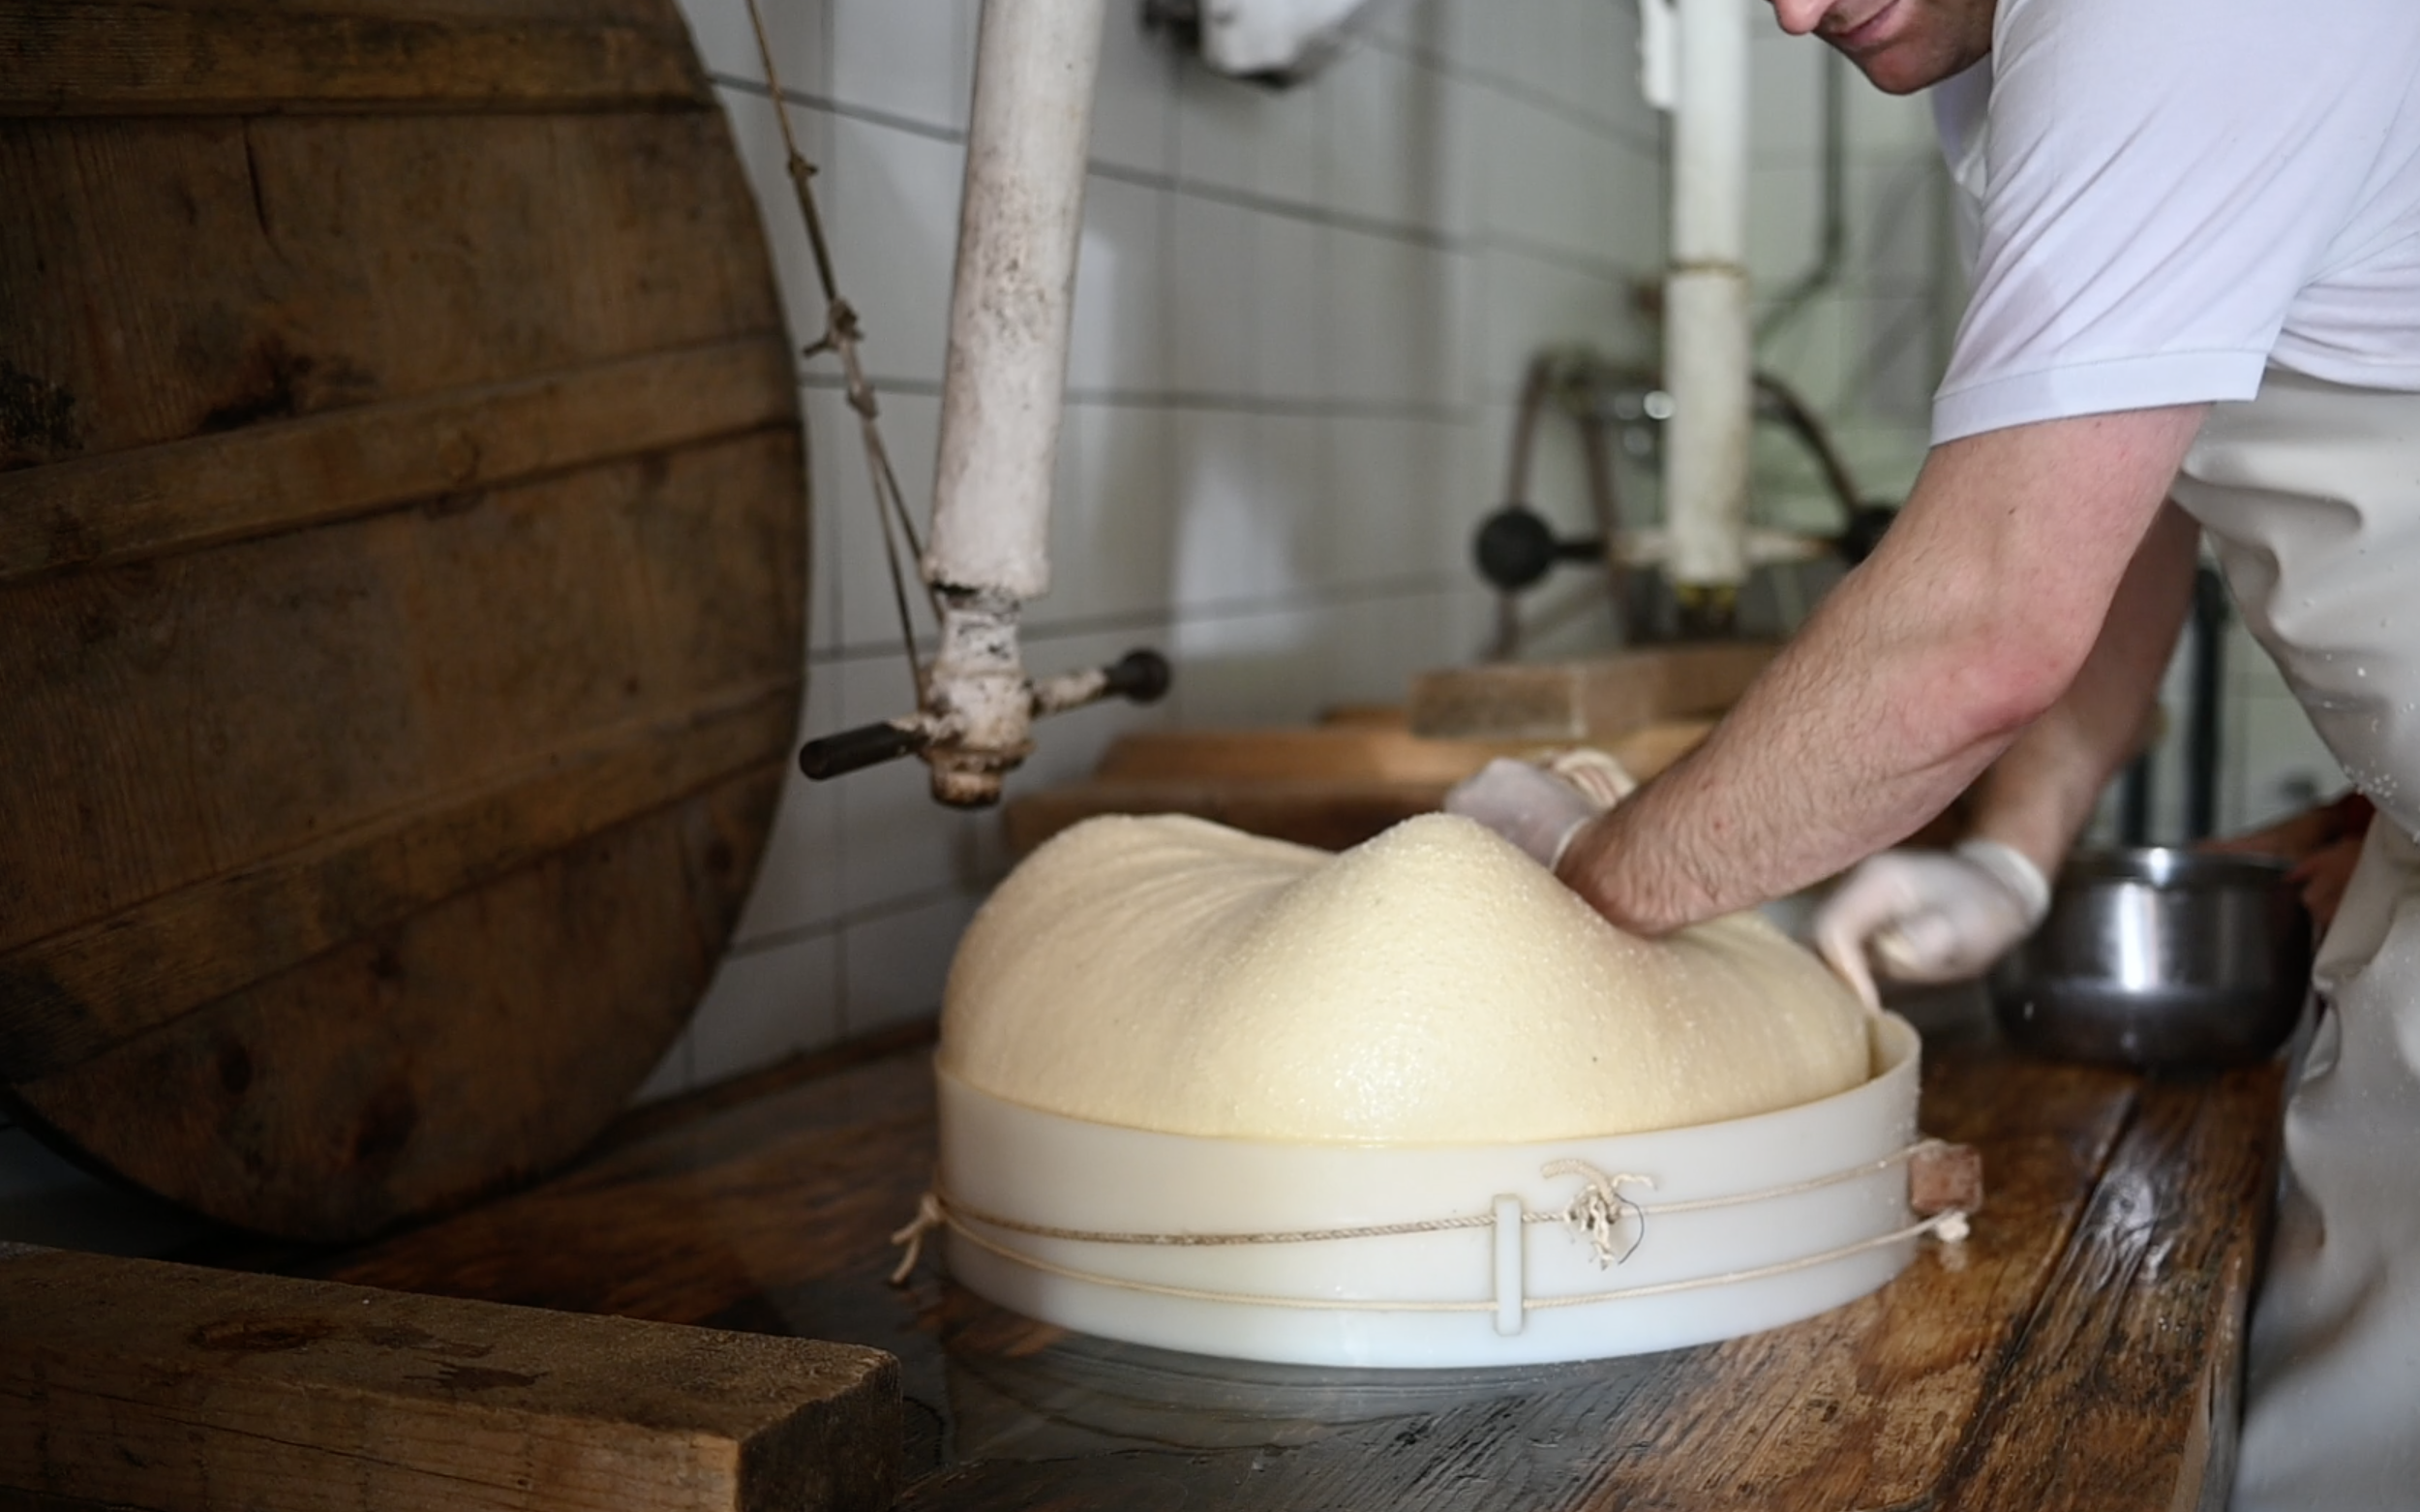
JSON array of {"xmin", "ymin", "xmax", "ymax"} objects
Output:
[{"xmin": 1823, "ymin": 0, "xmax": 1898, "ymax": 52}]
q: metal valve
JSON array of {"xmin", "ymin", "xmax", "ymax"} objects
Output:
[{"xmin": 797, "ymin": 648, "xmax": 1172, "ymax": 801}]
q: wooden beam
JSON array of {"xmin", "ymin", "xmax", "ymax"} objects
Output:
[
  {"xmin": 1407, "ymin": 642, "xmax": 1779, "ymax": 741},
  {"xmin": 0, "ymin": 682, "xmax": 795, "ymax": 1082},
  {"xmin": 0, "ymin": 2, "xmax": 709, "ymax": 116},
  {"xmin": 1934, "ymin": 1064, "xmax": 2284, "ymax": 1512},
  {"xmin": 1090, "ymin": 727, "xmax": 1553, "ymax": 785},
  {"xmin": 1001, "ymin": 720, "xmax": 1719, "ymax": 857},
  {"xmin": 0, "ymin": 1247, "xmax": 897, "ymax": 1512},
  {"xmin": 0, "ymin": 339, "xmax": 799, "ymax": 585}
]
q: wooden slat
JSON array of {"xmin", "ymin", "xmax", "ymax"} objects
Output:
[
  {"xmin": 2, "ymin": 681, "xmax": 794, "ymax": 1083},
  {"xmin": 0, "ymin": 338, "xmax": 798, "ymax": 584},
  {"xmin": 1936, "ymin": 1064, "xmax": 2285, "ymax": 1512},
  {"xmin": 0, "ymin": 2, "xmax": 709, "ymax": 116},
  {"xmin": 1003, "ymin": 720, "xmax": 1719, "ymax": 856},
  {"xmin": 0, "ymin": 1248, "xmax": 895, "ymax": 1512},
  {"xmin": 2, "ymin": 430, "xmax": 803, "ymax": 964},
  {"xmin": 9, "ymin": 760, "xmax": 787, "ymax": 1240},
  {"xmin": 0, "ymin": 111, "xmax": 780, "ymax": 468},
  {"xmin": 1004, "ymin": 778, "xmax": 1447, "ymax": 857},
  {"xmin": 1408, "ymin": 641, "xmax": 1778, "ymax": 741},
  {"xmin": 1534, "ymin": 1040, "xmax": 2142, "ymax": 1512},
  {"xmin": 1090, "ymin": 727, "xmax": 1549, "ymax": 784}
]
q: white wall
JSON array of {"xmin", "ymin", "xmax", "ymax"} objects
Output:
[{"xmin": 634, "ymin": 0, "xmax": 1718, "ymax": 1100}]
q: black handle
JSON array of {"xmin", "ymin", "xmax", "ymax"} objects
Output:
[
  {"xmin": 799, "ymin": 720, "xmax": 925, "ymax": 781},
  {"xmin": 1474, "ymin": 503, "xmax": 1603, "ymax": 592},
  {"xmin": 1101, "ymin": 648, "xmax": 1173, "ymax": 705}
]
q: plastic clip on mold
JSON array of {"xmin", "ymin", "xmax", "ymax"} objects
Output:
[{"xmin": 1493, "ymin": 1194, "xmax": 1526, "ymax": 1336}]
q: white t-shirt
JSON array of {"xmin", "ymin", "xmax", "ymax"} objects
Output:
[{"xmin": 1930, "ymin": 0, "xmax": 2420, "ymax": 444}]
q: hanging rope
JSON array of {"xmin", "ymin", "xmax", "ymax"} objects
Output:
[{"xmin": 741, "ymin": 0, "xmax": 941, "ymax": 696}]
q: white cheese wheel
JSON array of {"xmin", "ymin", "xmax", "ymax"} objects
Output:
[{"xmin": 940, "ymin": 812, "xmax": 1871, "ymax": 1142}]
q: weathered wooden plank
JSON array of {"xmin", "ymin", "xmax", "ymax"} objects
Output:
[
  {"xmin": 306, "ymin": 1042, "xmax": 945, "ymax": 1318},
  {"xmin": 0, "ymin": 110, "xmax": 779, "ymax": 468},
  {"xmin": 1003, "ymin": 720, "xmax": 1719, "ymax": 856},
  {"xmin": 2, "ymin": 431, "xmax": 803, "ymax": 964},
  {"xmin": 6, "ymin": 759, "xmax": 786, "ymax": 1239},
  {"xmin": 0, "ymin": 1489, "xmax": 141, "ymax": 1512},
  {"xmin": 1935, "ymin": 1064, "xmax": 2285, "ymax": 1512},
  {"xmin": 1, "ymin": 682, "xmax": 793, "ymax": 1083},
  {"xmin": 0, "ymin": 338, "xmax": 797, "ymax": 583},
  {"xmin": 1523, "ymin": 1040, "xmax": 2141, "ymax": 1512},
  {"xmin": 0, "ymin": 1, "xmax": 709, "ymax": 116},
  {"xmin": 275, "ymin": 1019, "xmax": 2276, "ymax": 1512},
  {"xmin": 0, "ymin": 1248, "xmax": 896, "ymax": 1512},
  {"xmin": 1090, "ymin": 727, "xmax": 1553, "ymax": 784},
  {"xmin": 1002, "ymin": 778, "xmax": 1447, "ymax": 856},
  {"xmin": 1407, "ymin": 641, "xmax": 1778, "ymax": 741}
]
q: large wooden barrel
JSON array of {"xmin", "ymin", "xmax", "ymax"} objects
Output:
[{"xmin": 0, "ymin": 0, "xmax": 806, "ymax": 1240}]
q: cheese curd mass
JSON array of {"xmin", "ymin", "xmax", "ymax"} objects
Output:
[{"xmin": 940, "ymin": 813, "xmax": 1872, "ymax": 1143}]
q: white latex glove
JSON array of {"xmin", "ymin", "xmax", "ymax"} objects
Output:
[
  {"xmin": 1442, "ymin": 757, "xmax": 1599, "ymax": 869},
  {"xmin": 1813, "ymin": 839, "xmax": 2052, "ymax": 1010}
]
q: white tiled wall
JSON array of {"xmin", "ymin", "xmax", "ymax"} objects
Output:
[{"xmin": 641, "ymin": 0, "xmax": 1726, "ymax": 1101}]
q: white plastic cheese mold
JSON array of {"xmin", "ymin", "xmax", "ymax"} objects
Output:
[{"xmin": 933, "ymin": 1013, "xmax": 1928, "ymax": 1368}]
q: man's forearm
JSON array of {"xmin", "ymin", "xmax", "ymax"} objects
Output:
[
  {"xmin": 1965, "ymin": 501, "xmax": 2201, "ymax": 877},
  {"xmin": 1555, "ymin": 539, "xmax": 2047, "ymax": 931},
  {"xmin": 1554, "ymin": 406, "xmax": 2209, "ymax": 935}
]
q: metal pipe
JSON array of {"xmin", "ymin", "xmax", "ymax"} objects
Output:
[
  {"xmin": 2186, "ymin": 566, "xmax": 2229, "ymax": 841},
  {"xmin": 1752, "ymin": 370, "xmax": 1861, "ymax": 520},
  {"xmin": 1656, "ymin": 0, "xmax": 1753, "ymax": 632},
  {"xmin": 2117, "ymin": 754, "xmax": 2154, "ymax": 846},
  {"xmin": 921, "ymin": 0, "xmax": 1110, "ymax": 805}
]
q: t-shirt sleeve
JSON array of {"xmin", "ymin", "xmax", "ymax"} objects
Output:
[{"xmin": 1932, "ymin": 0, "xmax": 2391, "ymax": 443}]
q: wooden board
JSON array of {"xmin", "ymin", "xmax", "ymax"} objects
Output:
[
  {"xmin": 0, "ymin": 0, "xmax": 805, "ymax": 1239},
  {"xmin": 0, "ymin": 1246, "xmax": 895, "ymax": 1512},
  {"xmin": 1408, "ymin": 640, "xmax": 1779, "ymax": 741},
  {"xmin": 273, "ymin": 1016, "xmax": 2285, "ymax": 1510},
  {"xmin": 1002, "ymin": 718, "xmax": 1717, "ymax": 855}
]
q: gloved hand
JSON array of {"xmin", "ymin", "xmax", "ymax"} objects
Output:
[
  {"xmin": 1443, "ymin": 757, "xmax": 1600, "ymax": 869},
  {"xmin": 1813, "ymin": 839, "xmax": 2052, "ymax": 1010}
]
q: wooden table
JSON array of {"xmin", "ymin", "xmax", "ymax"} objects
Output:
[{"xmin": 275, "ymin": 999, "xmax": 2283, "ymax": 1511}]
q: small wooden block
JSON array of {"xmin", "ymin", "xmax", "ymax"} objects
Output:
[
  {"xmin": 1090, "ymin": 726, "xmax": 1545, "ymax": 785},
  {"xmin": 1911, "ymin": 1141, "xmax": 1987, "ymax": 1217},
  {"xmin": 1407, "ymin": 642, "xmax": 1779, "ymax": 741},
  {"xmin": 997, "ymin": 719, "xmax": 1723, "ymax": 857},
  {"xmin": 0, "ymin": 1249, "xmax": 898, "ymax": 1512}
]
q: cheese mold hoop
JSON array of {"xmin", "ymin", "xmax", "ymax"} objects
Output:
[{"xmin": 930, "ymin": 1013, "xmax": 1933, "ymax": 1368}]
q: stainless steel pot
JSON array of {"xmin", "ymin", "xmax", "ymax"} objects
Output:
[{"xmin": 1990, "ymin": 847, "xmax": 2312, "ymax": 1068}]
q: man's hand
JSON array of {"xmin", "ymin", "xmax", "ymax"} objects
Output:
[
  {"xmin": 1442, "ymin": 758, "xmax": 1599, "ymax": 869},
  {"xmin": 1812, "ymin": 840, "xmax": 2051, "ymax": 1008}
]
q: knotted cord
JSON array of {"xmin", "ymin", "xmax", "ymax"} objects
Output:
[
  {"xmin": 888, "ymin": 1141, "xmax": 1969, "ymax": 1301},
  {"xmin": 741, "ymin": 0, "xmax": 940, "ymax": 694}
]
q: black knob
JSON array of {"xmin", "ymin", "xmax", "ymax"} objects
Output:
[
  {"xmin": 1474, "ymin": 503, "xmax": 1602, "ymax": 592},
  {"xmin": 1101, "ymin": 649, "xmax": 1172, "ymax": 704}
]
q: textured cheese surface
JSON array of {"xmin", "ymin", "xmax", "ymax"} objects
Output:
[{"xmin": 940, "ymin": 812, "xmax": 1872, "ymax": 1142}]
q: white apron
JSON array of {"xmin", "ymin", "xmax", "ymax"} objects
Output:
[{"xmin": 2169, "ymin": 369, "xmax": 2420, "ymax": 1512}]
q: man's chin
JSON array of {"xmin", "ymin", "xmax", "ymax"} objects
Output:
[{"xmin": 1842, "ymin": 47, "xmax": 1948, "ymax": 96}]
